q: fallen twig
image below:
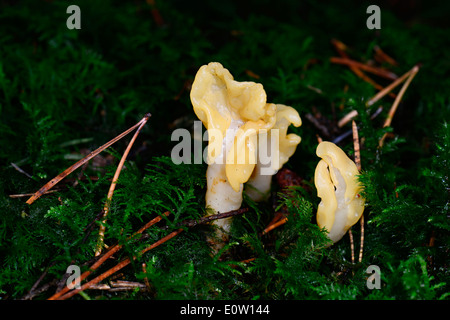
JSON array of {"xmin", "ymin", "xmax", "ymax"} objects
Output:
[{"xmin": 176, "ymin": 208, "xmax": 249, "ymax": 228}]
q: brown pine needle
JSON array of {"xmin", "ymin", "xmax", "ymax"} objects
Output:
[
  {"xmin": 50, "ymin": 209, "xmax": 248, "ymax": 300},
  {"xmin": 338, "ymin": 65, "xmax": 419, "ymax": 130},
  {"xmin": 48, "ymin": 211, "xmax": 169, "ymax": 300},
  {"xmin": 26, "ymin": 113, "xmax": 151, "ymax": 205},
  {"xmin": 10, "ymin": 190, "xmax": 60, "ymax": 198},
  {"xmin": 11, "ymin": 162, "xmax": 33, "ymax": 179},
  {"xmin": 316, "ymin": 134, "xmax": 323, "ymax": 144},
  {"xmin": 261, "ymin": 216, "xmax": 288, "ymax": 235},
  {"xmin": 352, "ymin": 120, "xmax": 364, "ymax": 263},
  {"xmin": 330, "ymin": 57, "xmax": 398, "ymax": 81},
  {"xmin": 95, "ymin": 114, "xmax": 151, "ymax": 256},
  {"xmin": 141, "ymin": 263, "xmax": 152, "ymax": 291},
  {"xmin": 239, "ymin": 257, "xmax": 256, "ymax": 264},
  {"xmin": 266, "ymin": 211, "xmax": 285, "ymax": 227},
  {"xmin": 359, "ymin": 214, "xmax": 365, "ymax": 263},
  {"xmin": 379, "ymin": 65, "xmax": 420, "ymax": 147},
  {"xmin": 57, "ymin": 228, "xmax": 184, "ymax": 300},
  {"xmin": 367, "ymin": 65, "xmax": 418, "ymax": 107},
  {"xmin": 338, "ymin": 110, "xmax": 359, "ymax": 128},
  {"xmin": 348, "ymin": 229, "xmax": 355, "ymax": 264},
  {"xmin": 331, "ymin": 39, "xmax": 396, "ymax": 98},
  {"xmin": 352, "ymin": 121, "xmax": 362, "ymax": 171},
  {"xmin": 374, "ymin": 45, "xmax": 398, "ymax": 67}
]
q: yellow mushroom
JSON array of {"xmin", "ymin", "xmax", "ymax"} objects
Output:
[
  {"xmin": 314, "ymin": 141, "xmax": 365, "ymax": 243},
  {"xmin": 245, "ymin": 104, "xmax": 302, "ymax": 202},
  {"xmin": 190, "ymin": 62, "xmax": 277, "ymax": 240}
]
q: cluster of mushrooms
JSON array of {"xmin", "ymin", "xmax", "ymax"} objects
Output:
[{"xmin": 190, "ymin": 62, "xmax": 365, "ymax": 249}]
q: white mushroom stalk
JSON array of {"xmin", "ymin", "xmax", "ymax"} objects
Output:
[
  {"xmin": 314, "ymin": 141, "xmax": 365, "ymax": 244},
  {"xmin": 245, "ymin": 104, "xmax": 302, "ymax": 202},
  {"xmin": 190, "ymin": 62, "xmax": 282, "ymax": 244}
]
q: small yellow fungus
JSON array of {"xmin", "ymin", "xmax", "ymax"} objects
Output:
[{"xmin": 314, "ymin": 141, "xmax": 365, "ymax": 243}]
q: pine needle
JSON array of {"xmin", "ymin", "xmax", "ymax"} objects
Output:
[
  {"xmin": 330, "ymin": 57, "xmax": 398, "ymax": 80},
  {"xmin": 379, "ymin": 65, "xmax": 420, "ymax": 147},
  {"xmin": 367, "ymin": 65, "xmax": 419, "ymax": 107},
  {"xmin": 95, "ymin": 113, "xmax": 151, "ymax": 256},
  {"xmin": 352, "ymin": 120, "xmax": 364, "ymax": 263},
  {"xmin": 25, "ymin": 113, "xmax": 151, "ymax": 205},
  {"xmin": 261, "ymin": 216, "xmax": 288, "ymax": 235},
  {"xmin": 50, "ymin": 209, "xmax": 248, "ymax": 300},
  {"xmin": 330, "ymin": 39, "xmax": 397, "ymax": 98},
  {"xmin": 48, "ymin": 211, "xmax": 169, "ymax": 300}
]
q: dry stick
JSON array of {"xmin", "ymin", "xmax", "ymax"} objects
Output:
[
  {"xmin": 53, "ymin": 209, "xmax": 248, "ymax": 300},
  {"xmin": 26, "ymin": 113, "xmax": 152, "ymax": 205},
  {"xmin": 48, "ymin": 211, "xmax": 169, "ymax": 300},
  {"xmin": 179, "ymin": 208, "xmax": 249, "ymax": 228},
  {"xmin": 379, "ymin": 65, "xmax": 420, "ymax": 147},
  {"xmin": 95, "ymin": 114, "xmax": 151, "ymax": 256}
]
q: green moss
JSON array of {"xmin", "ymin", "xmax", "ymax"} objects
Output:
[{"xmin": 0, "ymin": 0, "xmax": 448, "ymax": 300}]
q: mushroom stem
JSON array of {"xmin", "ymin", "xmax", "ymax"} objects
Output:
[
  {"xmin": 205, "ymin": 162, "xmax": 243, "ymax": 235},
  {"xmin": 245, "ymin": 164, "xmax": 273, "ymax": 202}
]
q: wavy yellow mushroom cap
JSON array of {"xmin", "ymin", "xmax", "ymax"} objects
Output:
[
  {"xmin": 314, "ymin": 141, "xmax": 365, "ymax": 242},
  {"xmin": 226, "ymin": 108, "xmax": 276, "ymax": 191},
  {"xmin": 190, "ymin": 62, "xmax": 277, "ymax": 192},
  {"xmin": 314, "ymin": 159, "xmax": 338, "ymax": 229},
  {"xmin": 272, "ymin": 104, "xmax": 302, "ymax": 171}
]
